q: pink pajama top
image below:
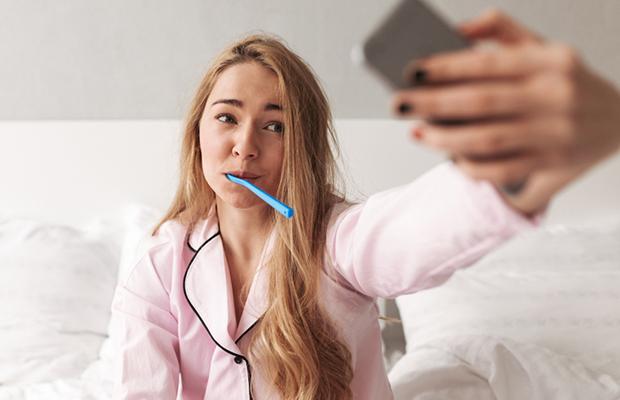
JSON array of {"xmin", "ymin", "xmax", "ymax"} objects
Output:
[{"xmin": 111, "ymin": 161, "xmax": 544, "ymax": 399}]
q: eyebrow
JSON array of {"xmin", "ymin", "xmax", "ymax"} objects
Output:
[{"xmin": 211, "ymin": 98, "xmax": 282, "ymax": 111}]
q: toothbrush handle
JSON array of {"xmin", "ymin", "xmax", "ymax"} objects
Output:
[
  {"xmin": 226, "ymin": 174, "xmax": 295, "ymax": 219},
  {"xmin": 249, "ymin": 183, "xmax": 294, "ymax": 218}
]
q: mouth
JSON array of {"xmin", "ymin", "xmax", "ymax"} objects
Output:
[{"xmin": 224, "ymin": 171, "xmax": 261, "ymax": 180}]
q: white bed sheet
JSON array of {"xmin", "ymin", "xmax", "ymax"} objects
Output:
[
  {"xmin": 388, "ymin": 335, "xmax": 620, "ymax": 400},
  {"xmin": 0, "ymin": 359, "xmax": 113, "ymax": 400},
  {"xmin": 392, "ymin": 216, "xmax": 620, "ymax": 399}
]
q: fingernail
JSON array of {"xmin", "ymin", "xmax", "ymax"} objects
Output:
[
  {"xmin": 412, "ymin": 127, "xmax": 424, "ymax": 140},
  {"xmin": 501, "ymin": 180, "xmax": 528, "ymax": 196},
  {"xmin": 398, "ymin": 103, "xmax": 412, "ymax": 114},
  {"xmin": 413, "ymin": 68, "xmax": 427, "ymax": 85}
]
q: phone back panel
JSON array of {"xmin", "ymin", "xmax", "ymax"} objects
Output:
[{"xmin": 361, "ymin": 0, "xmax": 470, "ymax": 89}]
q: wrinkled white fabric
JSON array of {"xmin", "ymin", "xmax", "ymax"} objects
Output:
[{"xmin": 389, "ymin": 335, "xmax": 620, "ymax": 400}]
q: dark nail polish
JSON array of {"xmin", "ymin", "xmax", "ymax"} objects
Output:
[
  {"xmin": 398, "ymin": 103, "xmax": 412, "ymax": 114},
  {"xmin": 501, "ymin": 179, "xmax": 528, "ymax": 196},
  {"xmin": 413, "ymin": 68, "xmax": 427, "ymax": 85}
]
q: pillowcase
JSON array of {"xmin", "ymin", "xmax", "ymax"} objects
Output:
[
  {"xmin": 0, "ymin": 215, "xmax": 121, "ymax": 384},
  {"xmin": 395, "ymin": 215, "xmax": 620, "ymax": 380}
]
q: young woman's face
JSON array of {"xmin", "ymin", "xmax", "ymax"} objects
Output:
[{"xmin": 199, "ymin": 62, "xmax": 285, "ymax": 210}]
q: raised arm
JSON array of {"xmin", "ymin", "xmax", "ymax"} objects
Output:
[{"xmin": 325, "ymin": 161, "xmax": 544, "ymax": 299}]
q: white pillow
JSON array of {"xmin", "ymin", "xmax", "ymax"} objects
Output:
[
  {"xmin": 0, "ymin": 216, "xmax": 121, "ymax": 384},
  {"xmin": 395, "ymin": 216, "xmax": 620, "ymax": 380}
]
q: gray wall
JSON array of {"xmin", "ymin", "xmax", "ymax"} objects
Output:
[{"xmin": 2, "ymin": 0, "xmax": 620, "ymax": 120}]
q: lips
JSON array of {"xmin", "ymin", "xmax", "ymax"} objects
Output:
[{"xmin": 225, "ymin": 170, "xmax": 260, "ymax": 179}]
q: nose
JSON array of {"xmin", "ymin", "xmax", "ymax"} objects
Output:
[{"xmin": 232, "ymin": 124, "xmax": 259, "ymax": 160}]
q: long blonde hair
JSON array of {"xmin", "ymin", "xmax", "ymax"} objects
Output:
[{"xmin": 151, "ymin": 33, "xmax": 354, "ymax": 399}]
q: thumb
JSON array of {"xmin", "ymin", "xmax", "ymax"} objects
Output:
[{"xmin": 457, "ymin": 8, "xmax": 544, "ymax": 45}]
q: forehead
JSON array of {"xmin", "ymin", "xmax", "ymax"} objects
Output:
[{"xmin": 209, "ymin": 62, "xmax": 281, "ymax": 104}]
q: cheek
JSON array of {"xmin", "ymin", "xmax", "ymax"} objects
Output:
[
  {"xmin": 201, "ymin": 127, "xmax": 229, "ymax": 155},
  {"xmin": 265, "ymin": 145, "xmax": 284, "ymax": 183},
  {"xmin": 200, "ymin": 132, "xmax": 229, "ymax": 180}
]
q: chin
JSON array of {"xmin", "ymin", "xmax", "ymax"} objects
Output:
[
  {"xmin": 209, "ymin": 174, "xmax": 274, "ymax": 210},
  {"xmin": 217, "ymin": 189, "xmax": 264, "ymax": 209}
]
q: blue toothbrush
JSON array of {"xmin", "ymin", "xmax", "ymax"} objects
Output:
[{"xmin": 225, "ymin": 173, "xmax": 294, "ymax": 219}]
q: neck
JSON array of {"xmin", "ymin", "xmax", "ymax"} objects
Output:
[{"xmin": 215, "ymin": 197, "xmax": 273, "ymax": 260}]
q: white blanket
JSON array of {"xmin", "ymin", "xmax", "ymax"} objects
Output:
[
  {"xmin": 389, "ymin": 335, "xmax": 620, "ymax": 400},
  {"xmin": 0, "ymin": 358, "xmax": 113, "ymax": 400}
]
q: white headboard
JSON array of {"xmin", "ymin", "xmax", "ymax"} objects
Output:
[{"xmin": 1, "ymin": 120, "xmax": 619, "ymax": 227}]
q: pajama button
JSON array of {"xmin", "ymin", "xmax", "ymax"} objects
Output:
[{"xmin": 234, "ymin": 355, "xmax": 243, "ymax": 364}]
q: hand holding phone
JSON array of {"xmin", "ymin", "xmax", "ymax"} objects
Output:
[{"xmin": 353, "ymin": 0, "xmax": 527, "ymax": 196}]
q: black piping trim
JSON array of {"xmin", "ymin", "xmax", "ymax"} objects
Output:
[
  {"xmin": 182, "ymin": 230, "xmax": 255, "ymax": 400},
  {"xmin": 235, "ymin": 318, "xmax": 261, "ymax": 344},
  {"xmin": 186, "ymin": 233, "xmax": 197, "ymax": 253}
]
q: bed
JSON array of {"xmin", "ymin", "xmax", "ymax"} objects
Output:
[{"xmin": 1, "ymin": 120, "xmax": 619, "ymax": 399}]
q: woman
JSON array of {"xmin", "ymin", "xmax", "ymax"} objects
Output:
[{"xmin": 111, "ymin": 9, "xmax": 620, "ymax": 400}]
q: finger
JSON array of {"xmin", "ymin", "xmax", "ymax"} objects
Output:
[
  {"xmin": 394, "ymin": 81, "xmax": 534, "ymax": 120},
  {"xmin": 456, "ymin": 8, "xmax": 544, "ymax": 45},
  {"xmin": 414, "ymin": 116, "xmax": 570, "ymax": 157},
  {"xmin": 395, "ymin": 66, "xmax": 580, "ymax": 120},
  {"xmin": 454, "ymin": 151, "xmax": 543, "ymax": 187},
  {"xmin": 403, "ymin": 44, "xmax": 549, "ymax": 85}
]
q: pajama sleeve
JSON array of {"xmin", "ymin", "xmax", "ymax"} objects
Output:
[
  {"xmin": 110, "ymin": 241, "xmax": 180, "ymax": 399},
  {"xmin": 326, "ymin": 161, "xmax": 546, "ymax": 299}
]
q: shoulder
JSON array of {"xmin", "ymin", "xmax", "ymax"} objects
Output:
[
  {"xmin": 120, "ymin": 217, "xmax": 191, "ymax": 288},
  {"xmin": 144, "ymin": 218, "xmax": 190, "ymax": 260},
  {"xmin": 324, "ymin": 197, "xmax": 357, "ymax": 259},
  {"xmin": 326, "ymin": 195, "xmax": 360, "ymax": 229},
  {"xmin": 112, "ymin": 218, "xmax": 192, "ymax": 321}
]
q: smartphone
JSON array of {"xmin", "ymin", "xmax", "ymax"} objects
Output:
[{"xmin": 351, "ymin": 0, "xmax": 471, "ymax": 90}]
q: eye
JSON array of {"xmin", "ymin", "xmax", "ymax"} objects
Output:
[
  {"xmin": 216, "ymin": 113, "xmax": 236, "ymax": 124},
  {"xmin": 265, "ymin": 121, "xmax": 284, "ymax": 134}
]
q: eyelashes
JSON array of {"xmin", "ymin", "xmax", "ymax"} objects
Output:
[
  {"xmin": 216, "ymin": 113, "xmax": 235, "ymax": 124},
  {"xmin": 215, "ymin": 113, "xmax": 283, "ymax": 134},
  {"xmin": 265, "ymin": 121, "xmax": 284, "ymax": 134}
]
